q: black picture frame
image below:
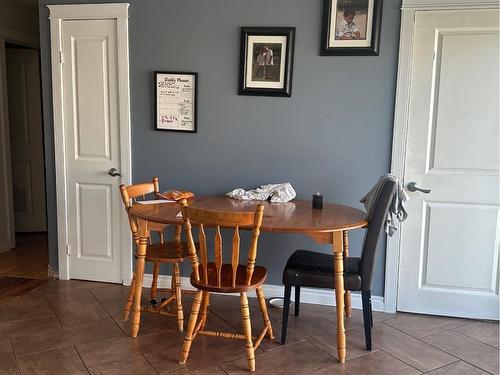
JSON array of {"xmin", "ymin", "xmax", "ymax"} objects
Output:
[
  {"xmin": 320, "ymin": 0, "xmax": 382, "ymax": 56},
  {"xmin": 154, "ymin": 71, "xmax": 198, "ymax": 133},
  {"xmin": 238, "ymin": 27, "xmax": 295, "ymax": 97}
]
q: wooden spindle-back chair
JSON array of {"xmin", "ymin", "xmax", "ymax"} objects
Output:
[
  {"xmin": 179, "ymin": 200, "xmax": 274, "ymax": 372},
  {"xmin": 120, "ymin": 177, "xmax": 190, "ymax": 331}
]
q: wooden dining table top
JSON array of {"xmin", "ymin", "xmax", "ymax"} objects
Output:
[{"xmin": 131, "ymin": 195, "xmax": 368, "ymax": 234}]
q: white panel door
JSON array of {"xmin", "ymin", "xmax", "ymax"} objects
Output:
[
  {"xmin": 6, "ymin": 48, "xmax": 47, "ymax": 232},
  {"xmin": 61, "ymin": 19, "xmax": 123, "ymax": 283},
  {"xmin": 398, "ymin": 9, "xmax": 499, "ymax": 320}
]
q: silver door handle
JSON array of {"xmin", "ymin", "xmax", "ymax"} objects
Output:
[
  {"xmin": 108, "ymin": 168, "xmax": 121, "ymax": 177},
  {"xmin": 407, "ymin": 182, "xmax": 430, "ymax": 194}
]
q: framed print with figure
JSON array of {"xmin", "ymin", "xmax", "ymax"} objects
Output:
[
  {"xmin": 155, "ymin": 71, "xmax": 197, "ymax": 132},
  {"xmin": 321, "ymin": 0, "xmax": 382, "ymax": 56},
  {"xmin": 238, "ymin": 27, "xmax": 295, "ymax": 97}
]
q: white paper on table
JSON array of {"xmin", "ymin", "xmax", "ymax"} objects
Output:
[{"xmin": 136, "ymin": 199, "xmax": 176, "ymax": 205}]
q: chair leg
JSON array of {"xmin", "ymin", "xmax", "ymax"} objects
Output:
[
  {"xmin": 150, "ymin": 262, "xmax": 160, "ymax": 304},
  {"xmin": 369, "ymin": 296, "xmax": 374, "ymax": 327},
  {"xmin": 240, "ymin": 292, "xmax": 255, "ymax": 372},
  {"xmin": 361, "ymin": 291, "xmax": 372, "ymax": 351},
  {"xmin": 199, "ymin": 291, "xmax": 210, "ymax": 330},
  {"xmin": 281, "ymin": 284, "xmax": 292, "ymax": 344},
  {"xmin": 179, "ymin": 290, "xmax": 203, "ymax": 365},
  {"xmin": 123, "ymin": 273, "xmax": 136, "ymax": 321},
  {"xmin": 294, "ymin": 286, "xmax": 300, "ymax": 317},
  {"xmin": 173, "ymin": 263, "xmax": 184, "ymax": 331},
  {"xmin": 256, "ymin": 286, "xmax": 274, "ymax": 339}
]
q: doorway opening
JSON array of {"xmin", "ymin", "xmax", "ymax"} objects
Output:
[{"xmin": 0, "ymin": 41, "xmax": 49, "ymax": 298}]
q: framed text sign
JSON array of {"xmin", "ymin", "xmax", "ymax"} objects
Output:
[{"xmin": 154, "ymin": 71, "xmax": 198, "ymax": 132}]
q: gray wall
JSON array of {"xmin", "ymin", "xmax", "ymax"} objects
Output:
[{"xmin": 39, "ymin": 0, "xmax": 401, "ymax": 296}]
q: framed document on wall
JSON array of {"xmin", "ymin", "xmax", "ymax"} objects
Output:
[{"xmin": 155, "ymin": 71, "xmax": 197, "ymax": 132}]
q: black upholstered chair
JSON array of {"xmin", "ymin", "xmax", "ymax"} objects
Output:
[{"xmin": 280, "ymin": 179, "xmax": 397, "ymax": 350}]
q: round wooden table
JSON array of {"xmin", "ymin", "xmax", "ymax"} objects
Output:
[{"xmin": 130, "ymin": 196, "xmax": 367, "ymax": 363}]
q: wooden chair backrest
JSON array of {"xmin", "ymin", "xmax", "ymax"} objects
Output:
[
  {"xmin": 119, "ymin": 177, "xmax": 160, "ymax": 243},
  {"xmin": 180, "ymin": 200, "xmax": 264, "ymax": 288}
]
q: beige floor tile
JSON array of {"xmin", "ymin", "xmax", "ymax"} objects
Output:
[
  {"xmin": 11, "ymin": 317, "xmax": 124, "ymax": 356},
  {"xmin": 426, "ymin": 360, "xmax": 489, "ymax": 374},
  {"xmin": 422, "ymin": 330, "xmax": 500, "ymax": 374},
  {"xmin": 17, "ymin": 346, "xmax": 87, "ymax": 375},
  {"xmin": 0, "ymin": 336, "xmax": 19, "ymax": 374},
  {"xmin": 453, "ymin": 321, "xmax": 499, "ymax": 348},
  {"xmin": 88, "ymin": 356, "xmax": 157, "ymax": 375},
  {"xmin": 383, "ymin": 312, "xmax": 469, "ymax": 338},
  {"xmin": 361, "ymin": 323, "xmax": 456, "ymax": 372},
  {"xmin": 219, "ymin": 341, "xmax": 335, "ymax": 374},
  {"xmin": 314, "ymin": 350, "xmax": 422, "ymax": 375}
]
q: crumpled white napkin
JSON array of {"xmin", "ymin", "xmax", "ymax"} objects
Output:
[{"xmin": 226, "ymin": 183, "xmax": 296, "ymax": 202}]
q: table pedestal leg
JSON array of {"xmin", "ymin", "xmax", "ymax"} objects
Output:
[
  {"xmin": 131, "ymin": 218, "xmax": 149, "ymax": 337},
  {"xmin": 333, "ymin": 231, "xmax": 346, "ymax": 363},
  {"xmin": 343, "ymin": 230, "xmax": 352, "ymax": 318}
]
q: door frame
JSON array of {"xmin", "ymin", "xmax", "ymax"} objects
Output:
[
  {"xmin": 0, "ymin": 26, "xmax": 40, "ymax": 253},
  {"xmin": 48, "ymin": 3, "xmax": 132, "ymax": 282},
  {"xmin": 385, "ymin": 0, "xmax": 500, "ymax": 313}
]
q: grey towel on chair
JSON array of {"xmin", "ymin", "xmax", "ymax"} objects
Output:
[{"xmin": 360, "ymin": 174, "xmax": 409, "ymax": 236}]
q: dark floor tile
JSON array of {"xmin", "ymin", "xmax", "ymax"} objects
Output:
[
  {"xmin": 0, "ymin": 337, "xmax": 19, "ymax": 374},
  {"xmin": 314, "ymin": 350, "xmax": 421, "ymax": 375},
  {"xmin": 11, "ymin": 317, "xmax": 124, "ymax": 356},
  {"xmin": 77, "ymin": 330, "xmax": 180, "ymax": 368},
  {"xmin": 40, "ymin": 280, "xmax": 113, "ymax": 297},
  {"xmin": 426, "ymin": 361, "xmax": 489, "ymax": 374},
  {"xmin": 17, "ymin": 346, "xmax": 88, "ymax": 375},
  {"xmin": 360, "ymin": 323, "xmax": 456, "ymax": 372},
  {"xmin": 453, "ymin": 321, "xmax": 499, "ymax": 348},
  {"xmin": 88, "ymin": 356, "xmax": 157, "ymax": 375},
  {"xmin": 0, "ymin": 290, "xmax": 53, "ymax": 321},
  {"xmin": 422, "ymin": 330, "xmax": 500, "ymax": 374},
  {"xmin": 89, "ymin": 284, "xmax": 133, "ymax": 303},
  {"xmin": 383, "ymin": 312, "xmax": 469, "ymax": 339},
  {"xmin": 219, "ymin": 341, "xmax": 335, "ymax": 374},
  {"xmin": 0, "ymin": 315, "xmax": 60, "ymax": 337},
  {"xmin": 45, "ymin": 289, "xmax": 110, "ymax": 327},
  {"xmin": 283, "ymin": 314, "xmax": 376, "ymax": 360}
]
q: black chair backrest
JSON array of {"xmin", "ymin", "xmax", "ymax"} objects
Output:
[{"xmin": 360, "ymin": 179, "xmax": 397, "ymax": 291}]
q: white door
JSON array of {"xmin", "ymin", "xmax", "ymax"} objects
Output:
[
  {"xmin": 61, "ymin": 19, "xmax": 124, "ymax": 283},
  {"xmin": 6, "ymin": 48, "xmax": 47, "ymax": 232},
  {"xmin": 398, "ymin": 9, "xmax": 499, "ymax": 320}
]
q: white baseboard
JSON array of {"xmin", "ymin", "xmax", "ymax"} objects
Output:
[{"xmin": 132, "ymin": 274, "xmax": 385, "ymax": 312}]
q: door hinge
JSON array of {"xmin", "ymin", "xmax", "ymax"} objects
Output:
[
  {"xmin": 66, "ymin": 244, "xmax": 71, "ymax": 255},
  {"xmin": 59, "ymin": 51, "xmax": 64, "ymax": 64}
]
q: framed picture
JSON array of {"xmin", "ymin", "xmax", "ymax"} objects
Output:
[
  {"xmin": 154, "ymin": 71, "xmax": 197, "ymax": 132},
  {"xmin": 321, "ymin": 0, "xmax": 382, "ymax": 56},
  {"xmin": 238, "ymin": 27, "xmax": 295, "ymax": 97}
]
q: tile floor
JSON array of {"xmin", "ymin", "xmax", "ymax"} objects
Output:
[{"xmin": 0, "ymin": 280, "xmax": 498, "ymax": 374}]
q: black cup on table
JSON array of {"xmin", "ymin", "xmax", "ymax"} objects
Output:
[{"xmin": 312, "ymin": 193, "xmax": 323, "ymax": 209}]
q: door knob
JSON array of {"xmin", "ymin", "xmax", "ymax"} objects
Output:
[
  {"xmin": 407, "ymin": 182, "xmax": 430, "ymax": 194},
  {"xmin": 108, "ymin": 168, "xmax": 121, "ymax": 177}
]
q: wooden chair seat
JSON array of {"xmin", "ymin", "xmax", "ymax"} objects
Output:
[
  {"xmin": 191, "ymin": 263, "xmax": 267, "ymax": 293},
  {"xmin": 138, "ymin": 241, "xmax": 191, "ymax": 263}
]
